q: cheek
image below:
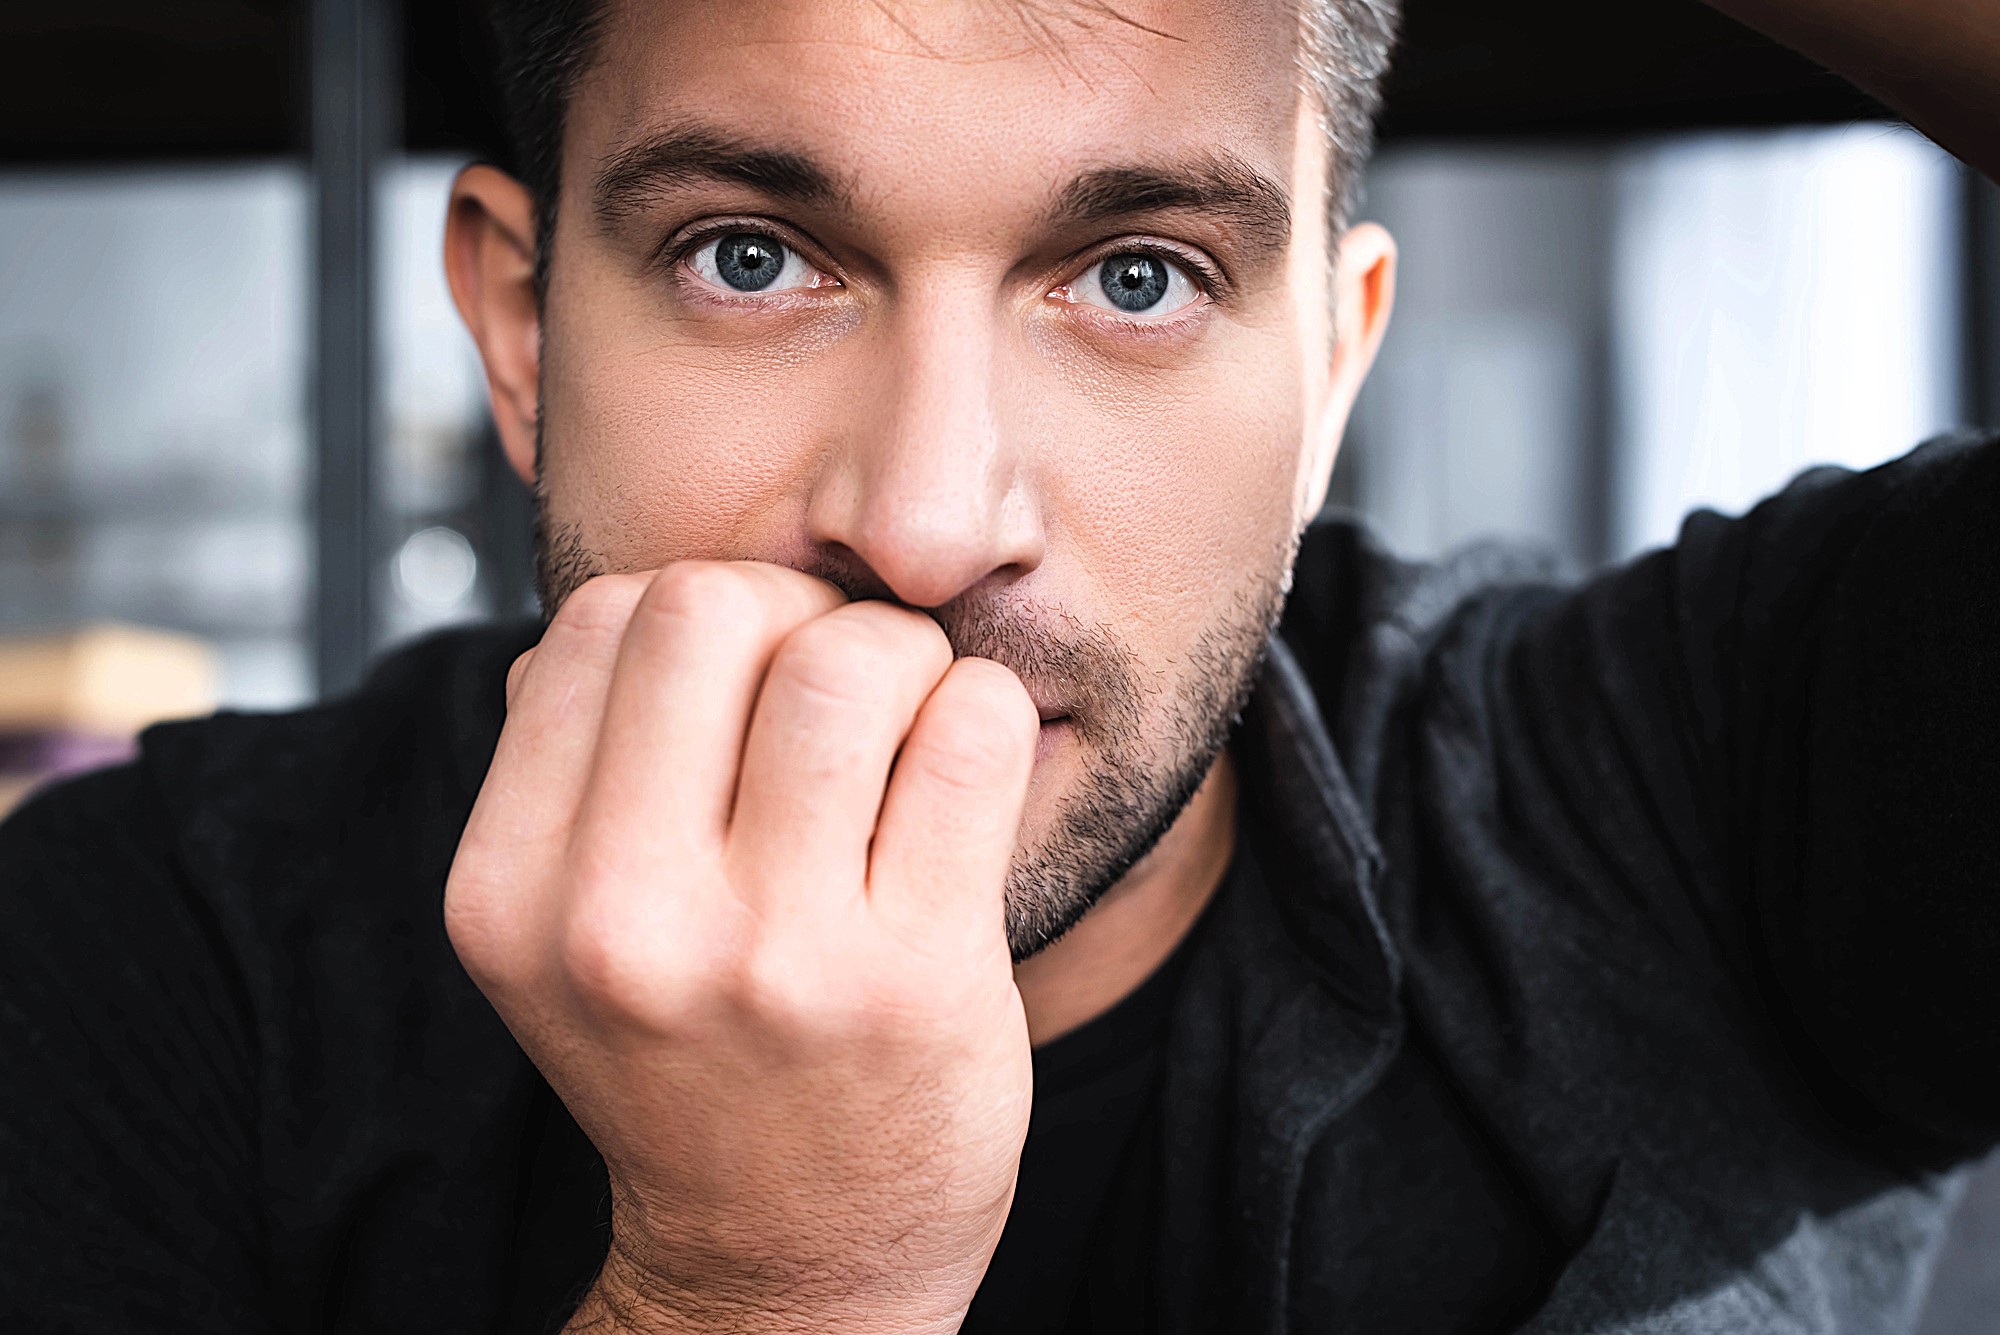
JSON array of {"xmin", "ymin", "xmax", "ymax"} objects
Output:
[
  {"xmin": 537, "ymin": 305, "xmax": 850, "ymax": 570},
  {"xmin": 536, "ymin": 270, "xmax": 1308, "ymax": 620},
  {"xmin": 1030, "ymin": 328, "xmax": 1307, "ymax": 647}
]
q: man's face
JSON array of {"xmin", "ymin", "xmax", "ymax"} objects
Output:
[{"xmin": 496, "ymin": 0, "xmax": 1392, "ymax": 956}]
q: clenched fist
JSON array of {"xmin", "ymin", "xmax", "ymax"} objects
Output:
[{"xmin": 444, "ymin": 561, "xmax": 1042, "ymax": 1334}]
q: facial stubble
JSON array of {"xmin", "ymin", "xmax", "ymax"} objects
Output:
[{"xmin": 534, "ymin": 487, "xmax": 1290, "ymax": 962}]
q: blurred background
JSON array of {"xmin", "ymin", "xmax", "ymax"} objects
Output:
[{"xmin": 0, "ymin": 2, "xmax": 1994, "ymax": 1323}]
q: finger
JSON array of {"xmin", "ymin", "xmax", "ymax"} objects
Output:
[
  {"xmin": 463, "ymin": 573, "xmax": 651, "ymax": 853},
  {"xmin": 867, "ymin": 657, "xmax": 1038, "ymax": 945},
  {"xmin": 449, "ymin": 573, "xmax": 650, "ymax": 959},
  {"xmin": 575, "ymin": 562, "xmax": 845, "ymax": 872},
  {"xmin": 727, "ymin": 601, "xmax": 955, "ymax": 910},
  {"xmin": 504, "ymin": 647, "xmax": 535, "ymax": 706}
]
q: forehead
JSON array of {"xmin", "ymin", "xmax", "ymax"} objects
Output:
[{"xmin": 570, "ymin": 0, "xmax": 1309, "ymax": 221}]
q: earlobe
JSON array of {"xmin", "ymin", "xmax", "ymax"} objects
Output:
[{"xmin": 444, "ymin": 164, "xmax": 543, "ymax": 488}]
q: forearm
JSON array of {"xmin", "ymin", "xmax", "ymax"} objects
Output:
[
  {"xmin": 1704, "ymin": 0, "xmax": 2000, "ymax": 182},
  {"xmin": 1760, "ymin": 432, "xmax": 2000, "ymax": 1154}
]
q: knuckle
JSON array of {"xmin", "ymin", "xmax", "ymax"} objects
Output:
[
  {"xmin": 728, "ymin": 946, "xmax": 818, "ymax": 1024},
  {"xmin": 769, "ymin": 602, "xmax": 951, "ymax": 708},
  {"xmin": 443, "ymin": 869, "xmax": 523, "ymax": 988},
  {"xmin": 850, "ymin": 599, "xmax": 951, "ymax": 659},
  {"xmin": 555, "ymin": 873, "xmax": 728, "ymax": 1030},
  {"xmin": 768, "ymin": 618, "xmax": 887, "ymax": 709},
  {"xmin": 642, "ymin": 560, "xmax": 758, "ymax": 625},
  {"xmin": 504, "ymin": 650, "xmax": 534, "ymax": 703},
  {"xmin": 894, "ymin": 620, "xmax": 955, "ymax": 684},
  {"xmin": 724, "ymin": 942, "xmax": 863, "ymax": 1040},
  {"xmin": 557, "ymin": 905, "xmax": 653, "ymax": 1015}
]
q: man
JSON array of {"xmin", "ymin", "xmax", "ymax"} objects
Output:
[{"xmin": 3, "ymin": 0, "xmax": 1997, "ymax": 1330}]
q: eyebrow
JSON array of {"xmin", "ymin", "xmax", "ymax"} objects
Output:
[
  {"xmin": 592, "ymin": 123, "xmax": 847, "ymax": 227},
  {"xmin": 591, "ymin": 125, "xmax": 1293, "ymax": 261},
  {"xmin": 1045, "ymin": 156, "xmax": 1294, "ymax": 256}
]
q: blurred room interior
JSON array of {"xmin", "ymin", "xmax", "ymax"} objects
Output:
[{"xmin": 0, "ymin": 2, "xmax": 1995, "ymax": 1324}]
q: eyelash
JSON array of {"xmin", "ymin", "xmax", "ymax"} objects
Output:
[
  {"xmin": 1058, "ymin": 240, "xmax": 1223, "ymax": 328},
  {"xmin": 657, "ymin": 220, "xmax": 1226, "ymax": 325},
  {"xmin": 660, "ymin": 218, "xmax": 838, "ymax": 302},
  {"xmin": 1093, "ymin": 242, "xmax": 1222, "ymax": 293}
]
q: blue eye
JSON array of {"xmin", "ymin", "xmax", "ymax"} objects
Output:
[
  {"xmin": 715, "ymin": 233, "xmax": 785, "ymax": 290},
  {"xmin": 1099, "ymin": 255, "xmax": 1169, "ymax": 311},
  {"xmin": 687, "ymin": 230, "xmax": 826, "ymax": 294},
  {"xmin": 1061, "ymin": 250, "xmax": 1202, "ymax": 320}
]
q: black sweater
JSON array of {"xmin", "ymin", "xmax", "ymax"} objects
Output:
[{"xmin": 3, "ymin": 431, "xmax": 1996, "ymax": 1334}]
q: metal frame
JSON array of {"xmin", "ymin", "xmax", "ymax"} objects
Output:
[{"xmin": 310, "ymin": 0, "xmax": 397, "ymax": 695}]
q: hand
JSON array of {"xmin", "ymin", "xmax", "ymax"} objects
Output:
[{"xmin": 444, "ymin": 562, "xmax": 1042, "ymax": 1334}]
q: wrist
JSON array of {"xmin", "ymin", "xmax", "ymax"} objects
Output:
[{"xmin": 566, "ymin": 1240, "xmax": 972, "ymax": 1335}]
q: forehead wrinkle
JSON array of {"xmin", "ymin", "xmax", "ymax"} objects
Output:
[
  {"xmin": 590, "ymin": 119, "xmax": 851, "ymax": 228},
  {"xmin": 580, "ymin": 7, "xmax": 1307, "ymax": 257},
  {"xmin": 1012, "ymin": 0, "xmax": 1187, "ymax": 45},
  {"xmin": 865, "ymin": 0, "xmax": 948, "ymax": 58},
  {"xmin": 851, "ymin": 0, "xmax": 1189, "ymax": 73}
]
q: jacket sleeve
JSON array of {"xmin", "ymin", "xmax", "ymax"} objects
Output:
[
  {"xmin": 1499, "ymin": 429, "xmax": 2000, "ymax": 1157},
  {"xmin": 0, "ymin": 764, "xmax": 274, "ymax": 1333}
]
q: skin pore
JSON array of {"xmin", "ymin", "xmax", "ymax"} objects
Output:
[{"xmin": 445, "ymin": 0, "xmax": 1395, "ymax": 1046}]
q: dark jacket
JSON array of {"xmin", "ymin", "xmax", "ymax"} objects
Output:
[{"xmin": 3, "ymin": 432, "xmax": 1997, "ymax": 1334}]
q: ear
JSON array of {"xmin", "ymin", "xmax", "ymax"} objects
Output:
[
  {"xmin": 444, "ymin": 164, "xmax": 542, "ymax": 489},
  {"xmin": 1301, "ymin": 222, "xmax": 1397, "ymax": 519}
]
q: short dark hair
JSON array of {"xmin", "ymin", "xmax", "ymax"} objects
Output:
[
  {"xmin": 486, "ymin": 0, "xmax": 610, "ymax": 298},
  {"xmin": 486, "ymin": 0, "xmax": 1400, "ymax": 298}
]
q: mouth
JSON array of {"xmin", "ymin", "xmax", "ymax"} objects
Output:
[
  {"xmin": 1026, "ymin": 686, "xmax": 1070, "ymax": 725},
  {"xmin": 1033, "ymin": 710, "xmax": 1072, "ymax": 764}
]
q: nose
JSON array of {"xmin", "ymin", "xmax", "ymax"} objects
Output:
[{"xmin": 805, "ymin": 300, "xmax": 1045, "ymax": 609}]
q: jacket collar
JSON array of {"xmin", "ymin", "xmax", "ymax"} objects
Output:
[{"xmin": 1154, "ymin": 635, "xmax": 1403, "ymax": 1335}]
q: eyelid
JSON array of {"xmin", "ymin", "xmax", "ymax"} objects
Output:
[
  {"xmin": 1066, "ymin": 237, "xmax": 1228, "ymax": 301},
  {"xmin": 1050, "ymin": 242, "xmax": 1217, "ymax": 328},
  {"xmin": 659, "ymin": 216, "xmax": 842, "ymax": 289}
]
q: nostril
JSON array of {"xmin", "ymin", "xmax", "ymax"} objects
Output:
[{"xmin": 805, "ymin": 544, "xmax": 898, "ymax": 604}]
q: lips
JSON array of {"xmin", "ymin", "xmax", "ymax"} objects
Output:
[
  {"xmin": 1032, "ymin": 713, "xmax": 1072, "ymax": 763},
  {"xmin": 1023, "ymin": 685, "xmax": 1069, "ymax": 725}
]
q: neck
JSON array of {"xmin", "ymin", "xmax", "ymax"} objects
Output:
[{"xmin": 1013, "ymin": 752, "xmax": 1238, "ymax": 1046}]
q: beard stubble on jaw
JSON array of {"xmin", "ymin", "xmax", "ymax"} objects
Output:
[{"xmin": 532, "ymin": 487, "xmax": 1292, "ymax": 963}]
